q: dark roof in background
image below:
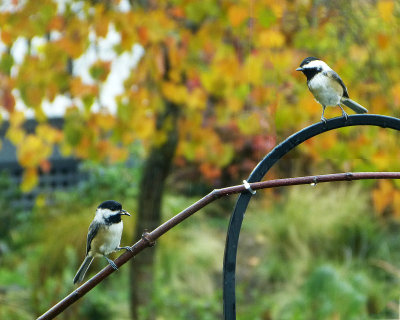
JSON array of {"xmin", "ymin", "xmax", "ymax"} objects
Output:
[
  {"xmin": 0, "ymin": 117, "xmax": 66, "ymax": 165},
  {"xmin": 0, "ymin": 117, "xmax": 84, "ymax": 210}
]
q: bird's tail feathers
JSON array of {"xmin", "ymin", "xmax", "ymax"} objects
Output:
[
  {"xmin": 341, "ymin": 98, "xmax": 368, "ymax": 114},
  {"xmin": 73, "ymin": 256, "xmax": 94, "ymax": 284}
]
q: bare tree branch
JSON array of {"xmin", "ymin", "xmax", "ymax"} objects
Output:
[{"xmin": 37, "ymin": 171, "xmax": 400, "ymax": 320}]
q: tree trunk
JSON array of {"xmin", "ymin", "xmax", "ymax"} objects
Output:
[{"xmin": 130, "ymin": 100, "xmax": 179, "ymax": 319}]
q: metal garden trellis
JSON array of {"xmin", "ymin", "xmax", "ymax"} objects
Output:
[
  {"xmin": 222, "ymin": 114, "xmax": 400, "ymax": 319},
  {"xmin": 37, "ymin": 114, "xmax": 400, "ymax": 320}
]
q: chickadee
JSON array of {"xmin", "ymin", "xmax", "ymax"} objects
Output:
[
  {"xmin": 73, "ymin": 200, "xmax": 132, "ymax": 284},
  {"xmin": 296, "ymin": 57, "xmax": 368, "ymax": 122}
]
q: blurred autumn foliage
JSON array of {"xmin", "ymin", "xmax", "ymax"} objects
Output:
[
  {"xmin": 1, "ymin": 0, "xmax": 400, "ymax": 212},
  {"xmin": 2, "ymin": 0, "xmax": 400, "ymax": 318}
]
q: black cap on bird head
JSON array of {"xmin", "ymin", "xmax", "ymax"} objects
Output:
[
  {"xmin": 97, "ymin": 200, "xmax": 122, "ymax": 211},
  {"xmin": 298, "ymin": 56, "xmax": 320, "ymax": 68}
]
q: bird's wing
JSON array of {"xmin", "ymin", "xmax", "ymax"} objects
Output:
[
  {"xmin": 86, "ymin": 221, "xmax": 100, "ymax": 255},
  {"xmin": 324, "ymin": 70, "xmax": 349, "ymax": 98}
]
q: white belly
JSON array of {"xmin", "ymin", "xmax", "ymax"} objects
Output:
[
  {"xmin": 308, "ymin": 74, "xmax": 342, "ymax": 106},
  {"xmin": 90, "ymin": 222, "xmax": 123, "ymax": 256}
]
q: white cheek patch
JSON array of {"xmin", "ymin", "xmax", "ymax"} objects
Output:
[
  {"xmin": 303, "ymin": 60, "xmax": 330, "ymax": 71},
  {"xmin": 95, "ymin": 208, "xmax": 114, "ymax": 220}
]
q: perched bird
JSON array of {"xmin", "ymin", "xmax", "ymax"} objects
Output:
[
  {"xmin": 73, "ymin": 200, "xmax": 132, "ymax": 284},
  {"xmin": 296, "ymin": 57, "xmax": 367, "ymax": 122}
]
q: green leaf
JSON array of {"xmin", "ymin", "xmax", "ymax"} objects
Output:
[
  {"xmin": 0, "ymin": 52, "xmax": 14, "ymax": 75},
  {"xmin": 258, "ymin": 8, "xmax": 276, "ymax": 28}
]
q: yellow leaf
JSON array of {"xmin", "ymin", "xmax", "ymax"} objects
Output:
[
  {"xmin": 187, "ymin": 88, "xmax": 207, "ymax": 110},
  {"xmin": 36, "ymin": 124, "xmax": 63, "ymax": 144},
  {"xmin": 378, "ymin": 0, "xmax": 394, "ymax": 22},
  {"xmin": 21, "ymin": 168, "xmax": 39, "ymax": 192},
  {"xmin": 136, "ymin": 117, "xmax": 155, "ymax": 140},
  {"xmin": 349, "ymin": 45, "xmax": 368, "ymax": 64},
  {"xmin": 227, "ymin": 97, "xmax": 243, "ymax": 112},
  {"xmin": 269, "ymin": 2, "xmax": 285, "ymax": 19},
  {"xmin": 108, "ymin": 145, "xmax": 129, "ymax": 163},
  {"xmin": 238, "ymin": 113, "xmax": 261, "ymax": 135},
  {"xmin": 94, "ymin": 113, "xmax": 116, "ymax": 131},
  {"xmin": 35, "ymin": 194, "xmax": 46, "ymax": 208},
  {"xmin": 17, "ymin": 135, "xmax": 52, "ymax": 167},
  {"xmin": 94, "ymin": 4, "xmax": 110, "ymax": 37},
  {"xmin": 75, "ymin": 136, "xmax": 90, "ymax": 158},
  {"xmin": 372, "ymin": 152, "xmax": 392, "ymax": 171},
  {"xmin": 55, "ymin": 18, "xmax": 89, "ymax": 58},
  {"xmin": 152, "ymin": 130, "xmax": 167, "ymax": 147},
  {"xmin": 200, "ymin": 70, "xmax": 226, "ymax": 96},
  {"xmin": 258, "ymin": 29, "xmax": 285, "ymax": 48},
  {"xmin": 6, "ymin": 127, "xmax": 25, "ymax": 145},
  {"xmin": 161, "ymin": 81, "xmax": 188, "ymax": 104},
  {"xmin": 9, "ymin": 111, "xmax": 25, "ymax": 127},
  {"xmin": 60, "ymin": 141, "xmax": 73, "ymax": 156},
  {"xmin": 244, "ymin": 54, "xmax": 264, "ymax": 85},
  {"xmin": 391, "ymin": 83, "xmax": 400, "ymax": 107}
]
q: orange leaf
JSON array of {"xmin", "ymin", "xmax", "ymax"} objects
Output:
[
  {"xmin": 1, "ymin": 30, "xmax": 12, "ymax": 45},
  {"xmin": 199, "ymin": 163, "xmax": 221, "ymax": 181},
  {"xmin": 48, "ymin": 16, "xmax": 64, "ymax": 32},
  {"xmin": 169, "ymin": 6, "xmax": 185, "ymax": 19},
  {"xmin": 391, "ymin": 83, "xmax": 400, "ymax": 107},
  {"xmin": 228, "ymin": 5, "xmax": 248, "ymax": 27},
  {"xmin": 1, "ymin": 87, "xmax": 15, "ymax": 112},
  {"xmin": 70, "ymin": 77, "xmax": 98, "ymax": 97},
  {"xmin": 40, "ymin": 159, "xmax": 51, "ymax": 173},
  {"xmin": 137, "ymin": 26, "xmax": 149, "ymax": 45},
  {"xmin": 377, "ymin": 33, "xmax": 389, "ymax": 49},
  {"xmin": 372, "ymin": 180, "xmax": 393, "ymax": 214},
  {"xmin": 393, "ymin": 191, "xmax": 400, "ymax": 217},
  {"xmin": 94, "ymin": 5, "xmax": 110, "ymax": 37}
]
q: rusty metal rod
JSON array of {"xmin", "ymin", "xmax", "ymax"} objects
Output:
[{"xmin": 37, "ymin": 171, "xmax": 400, "ymax": 320}]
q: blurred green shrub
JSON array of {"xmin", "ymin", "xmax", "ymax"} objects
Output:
[
  {"xmin": 237, "ymin": 184, "xmax": 400, "ymax": 319},
  {"xmin": 2, "ymin": 167, "xmax": 400, "ymax": 319},
  {"xmin": 0, "ymin": 172, "xmax": 23, "ymax": 242}
]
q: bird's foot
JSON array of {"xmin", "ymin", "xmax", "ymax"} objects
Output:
[
  {"xmin": 321, "ymin": 116, "xmax": 327, "ymax": 124},
  {"xmin": 339, "ymin": 105, "xmax": 348, "ymax": 120},
  {"xmin": 118, "ymin": 246, "xmax": 133, "ymax": 253},
  {"xmin": 105, "ymin": 256, "xmax": 118, "ymax": 270}
]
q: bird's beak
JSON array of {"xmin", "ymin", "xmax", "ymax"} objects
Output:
[
  {"xmin": 120, "ymin": 209, "xmax": 131, "ymax": 216},
  {"xmin": 296, "ymin": 67, "xmax": 303, "ymax": 71}
]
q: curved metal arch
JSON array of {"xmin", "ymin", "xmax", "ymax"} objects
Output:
[{"xmin": 223, "ymin": 114, "xmax": 400, "ymax": 319}]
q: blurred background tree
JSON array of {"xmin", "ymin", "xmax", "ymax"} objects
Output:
[{"xmin": 1, "ymin": 0, "xmax": 400, "ymax": 319}]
